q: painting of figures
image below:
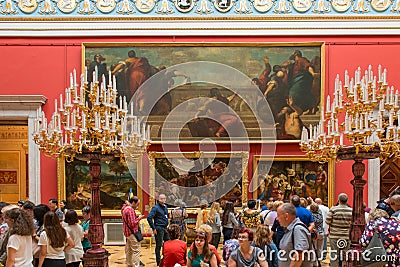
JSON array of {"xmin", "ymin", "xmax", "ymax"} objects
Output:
[
  {"xmin": 59, "ymin": 157, "xmax": 138, "ymax": 213},
  {"xmin": 254, "ymin": 157, "xmax": 332, "ymax": 205},
  {"xmin": 148, "ymin": 152, "xmax": 248, "ymax": 207},
  {"xmin": 83, "ymin": 42, "xmax": 324, "ymax": 141}
]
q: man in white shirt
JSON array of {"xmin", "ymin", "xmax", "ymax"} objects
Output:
[{"xmin": 315, "ymin": 197, "xmax": 329, "ymax": 260}]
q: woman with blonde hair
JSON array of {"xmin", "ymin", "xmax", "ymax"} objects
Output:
[
  {"xmin": 254, "ymin": 225, "xmax": 278, "ymax": 267},
  {"xmin": 206, "ymin": 202, "xmax": 221, "ymax": 249},
  {"xmin": 38, "ymin": 211, "xmax": 75, "ymax": 267},
  {"xmin": 4, "ymin": 207, "xmax": 35, "ymax": 267}
]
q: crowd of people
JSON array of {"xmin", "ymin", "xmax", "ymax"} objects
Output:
[
  {"xmin": 4, "ymin": 188, "xmax": 400, "ymax": 267},
  {"xmin": 122, "ymin": 191, "xmax": 400, "ymax": 267},
  {"xmin": 0, "ymin": 199, "xmax": 91, "ymax": 267}
]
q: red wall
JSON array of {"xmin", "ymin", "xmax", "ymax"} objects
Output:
[{"xmin": 3, "ymin": 36, "xmax": 400, "ymax": 206}]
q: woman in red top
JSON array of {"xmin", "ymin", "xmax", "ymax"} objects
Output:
[{"xmin": 161, "ymin": 224, "xmax": 187, "ymax": 267}]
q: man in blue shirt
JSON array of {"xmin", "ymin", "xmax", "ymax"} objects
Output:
[
  {"xmin": 147, "ymin": 194, "xmax": 169, "ymax": 266},
  {"xmin": 291, "ymin": 195, "xmax": 315, "ymax": 232}
]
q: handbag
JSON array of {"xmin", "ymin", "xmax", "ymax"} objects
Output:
[
  {"xmin": 122, "ymin": 208, "xmax": 143, "ymax": 242},
  {"xmin": 133, "ymin": 230, "xmax": 144, "ymax": 242},
  {"xmin": 360, "ymin": 224, "xmax": 387, "ymax": 267}
]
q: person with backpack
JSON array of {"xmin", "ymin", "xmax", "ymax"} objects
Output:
[
  {"xmin": 170, "ymin": 199, "xmax": 188, "ymax": 241},
  {"xmin": 254, "ymin": 225, "xmax": 278, "ymax": 267},
  {"xmin": 276, "ymin": 203, "xmax": 314, "ymax": 267}
]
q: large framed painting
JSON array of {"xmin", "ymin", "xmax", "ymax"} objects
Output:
[
  {"xmin": 57, "ymin": 156, "xmax": 140, "ymax": 216},
  {"xmin": 83, "ymin": 42, "xmax": 324, "ymax": 142},
  {"xmin": 253, "ymin": 156, "xmax": 334, "ymax": 207},
  {"xmin": 148, "ymin": 151, "xmax": 249, "ymax": 208}
]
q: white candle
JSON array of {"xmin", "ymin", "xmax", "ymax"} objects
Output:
[
  {"xmin": 344, "ymin": 70, "xmax": 349, "ymax": 87},
  {"xmin": 383, "ymin": 69, "xmax": 387, "ymax": 85},
  {"xmin": 73, "ymin": 69, "xmax": 77, "ymax": 87},
  {"xmin": 84, "ymin": 66, "xmax": 88, "ymax": 83},
  {"xmin": 119, "ymin": 96, "xmax": 123, "ymax": 110},
  {"xmin": 326, "ymin": 95, "xmax": 331, "ymax": 113},
  {"xmin": 133, "ymin": 116, "xmax": 137, "ymax": 134},
  {"xmin": 147, "ymin": 125, "xmax": 151, "ymax": 140},
  {"xmin": 340, "ymin": 133, "xmax": 343, "ymax": 146},
  {"xmin": 70, "ymin": 73, "xmax": 73, "ymax": 89},
  {"xmin": 395, "ymin": 90, "xmax": 399, "ymax": 108},
  {"xmin": 60, "ymin": 94, "xmax": 63, "ymax": 110},
  {"xmin": 123, "ymin": 96, "xmax": 127, "ymax": 111},
  {"xmin": 82, "ymin": 112, "xmax": 86, "ymax": 129},
  {"xmin": 378, "ymin": 65, "xmax": 382, "ymax": 83},
  {"xmin": 142, "ymin": 124, "xmax": 146, "ymax": 140}
]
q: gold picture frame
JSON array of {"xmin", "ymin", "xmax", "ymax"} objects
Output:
[
  {"xmin": 83, "ymin": 42, "xmax": 325, "ymax": 143},
  {"xmin": 57, "ymin": 156, "xmax": 141, "ymax": 216},
  {"xmin": 253, "ymin": 156, "xmax": 334, "ymax": 207},
  {"xmin": 147, "ymin": 151, "xmax": 249, "ymax": 208}
]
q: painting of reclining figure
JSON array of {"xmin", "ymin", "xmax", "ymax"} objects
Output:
[{"xmin": 84, "ymin": 42, "xmax": 323, "ymax": 141}]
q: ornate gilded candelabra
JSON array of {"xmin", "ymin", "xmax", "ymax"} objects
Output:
[
  {"xmin": 300, "ymin": 65, "xmax": 398, "ymax": 267},
  {"xmin": 33, "ymin": 68, "xmax": 151, "ymax": 267}
]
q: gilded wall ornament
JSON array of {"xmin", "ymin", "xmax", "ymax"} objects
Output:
[
  {"xmin": 370, "ymin": 0, "xmax": 390, "ymax": 11},
  {"xmin": 175, "ymin": 0, "xmax": 194, "ymax": 12},
  {"xmin": 57, "ymin": 0, "xmax": 77, "ymax": 13},
  {"xmin": 292, "ymin": 0, "xmax": 312, "ymax": 12},
  {"xmin": 135, "ymin": 0, "xmax": 155, "ymax": 12},
  {"xmin": 252, "ymin": 0, "xmax": 273, "ymax": 13},
  {"xmin": 18, "ymin": 0, "xmax": 37, "ymax": 13},
  {"xmin": 214, "ymin": 0, "xmax": 233, "ymax": 12},
  {"xmin": 331, "ymin": 0, "xmax": 351, "ymax": 12},
  {"xmin": 96, "ymin": 0, "xmax": 116, "ymax": 12}
]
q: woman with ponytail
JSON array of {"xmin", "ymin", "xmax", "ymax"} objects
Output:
[
  {"xmin": 4, "ymin": 207, "xmax": 35, "ymax": 267},
  {"xmin": 38, "ymin": 211, "xmax": 74, "ymax": 267}
]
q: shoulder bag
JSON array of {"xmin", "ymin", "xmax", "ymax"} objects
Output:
[
  {"xmin": 122, "ymin": 208, "xmax": 143, "ymax": 242},
  {"xmin": 360, "ymin": 223, "xmax": 387, "ymax": 267}
]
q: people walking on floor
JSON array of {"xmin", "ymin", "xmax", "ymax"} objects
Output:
[
  {"xmin": 195, "ymin": 200, "xmax": 208, "ymax": 231},
  {"xmin": 228, "ymin": 228, "xmax": 268, "ymax": 267},
  {"xmin": 309, "ymin": 202, "xmax": 324, "ymax": 263},
  {"xmin": 170, "ymin": 199, "xmax": 188, "ymax": 241},
  {"xmin": 187, "ymin": 231, "xmax": 218, "ymax": 267},
  {"xmin": 276, "ymin": 203, "xmax": 314, "ymax": 267},
  {"xmin": 254, "ymin": 224, "xmax": 278, "ymax": 267},
  {"xmin": 4, "ymin": 207, "xmax": 35, "ymax": 267},
  {"xmin": 206, "ymin": 202, "xmax": 222, "ymax": 249},
  {"xmin": 80, "ymin": 206, "xmax": 91, "ymax": 252},
  {"xmin": 63, "ymin": 210, "xmax": 84, "ymax": 267},
  {"xmin": 221, "ymin": 201, "xmax": 239, "ymax": 244},
  {"xmin": 147, "ymin": 194, "xmax": 169, "ymax": 266},
  {"xmin": 38, "ymin": 211, "xmax": 75, "ymax": 267},
  {"xmin": 48, "ymin": 199, "xmax": 64, "ymax": 222},
  {"xmin": 326, "ymin": 193, "xmax": 352, "ymax": 267},
  {"xmin": 0, "ymin": 204, "xmax": 19, "ymax": 266},
  {"xmin": 240, "ymin": 200, "xmax": 260, "ymax": 233},
  {"xmin": 122, "ymin": 196, "xmax": 146, "ymax": 267},
  {"xmin": 314, "ymin": 197, "xmax": 329, "ymax": 260},
  {"xmin": 291, "ymin": 195, "xmax": 315, "ymax": 232},
  {"xmin": 222, "ymin": 226, "xmax": 240, "ymax": 267},
  {"xmin": 361, "ymin": 208, "xmax": 400, "ymax": 267},
  {"xmin": 161, "ymin": 224, "xmax": 187, "ymax": 267}
]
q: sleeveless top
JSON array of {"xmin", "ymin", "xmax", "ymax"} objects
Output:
[{"xmin": 230, "ymin": 247, "xmax": 265, "ymax": 267}]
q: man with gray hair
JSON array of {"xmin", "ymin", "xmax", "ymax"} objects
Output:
[
  {"xmin": 326, "ymin": 193, "xmax": 352, "ymax": 267},
  {"xmin": 276, "ymin": 203, "xmax": 313, "ymax": 267}
]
